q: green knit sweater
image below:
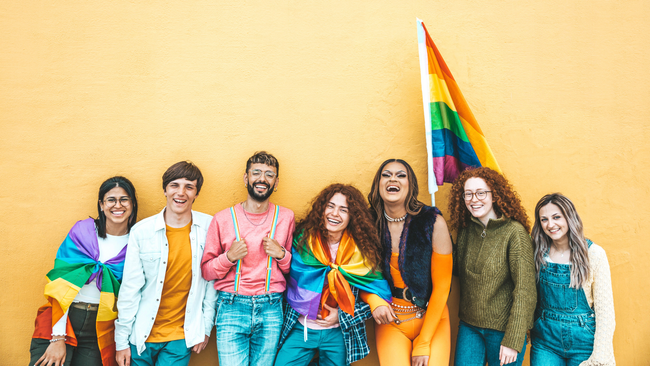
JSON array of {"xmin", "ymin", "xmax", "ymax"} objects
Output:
[{"xmin": 454, "ymin": 215, "xmax": 536, "ymax": 352}]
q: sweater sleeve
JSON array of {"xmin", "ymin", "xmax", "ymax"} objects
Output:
[
  {"xmin": 276, "ymin": 214, "xmax": 295, "ymax": 274},
  {"xmin": 580, "ymin": 245, "xmax": 616, "ymax": 366},
  {"xmin": 501, "ymin": 228, "xmax": 537, "ymax": 352},
  {"xmin": 201, "ymin": 215, "xmax": 236, "ymax": 281},
  {"xmin": 412, "ymin": 252, "xmax": 453, "ymax": 357}
]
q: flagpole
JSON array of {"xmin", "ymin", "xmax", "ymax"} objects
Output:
[{"xmin": 417, "ymin": 18, "xmax": 438, "ymax": 207}]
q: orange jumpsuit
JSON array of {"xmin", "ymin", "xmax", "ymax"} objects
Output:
[{"xmin": 362, "ymin": 251, "xmax": 453, "ymax": 365}]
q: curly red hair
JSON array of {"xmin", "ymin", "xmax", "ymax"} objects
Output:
[
  {"xmin": 448, "ymin": 167, "xmax": 530, "ymax": 232},
  {"xmin": 296, "ymin": 184, "xmax": 382, "ymax": 271}
]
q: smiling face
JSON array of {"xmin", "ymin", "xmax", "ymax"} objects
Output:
[
  {"xmin": 463, "ymin": 177, "xmax": 497, "ymax": 225},
  {"xmin": 164, "ymin": 178, "xmax": 198, "ymax": 217},
  {"xmin": 244, "ymin": 163, "xmax": 278, "ymax": 202},
  {"xmin": 539, "ymin": 202, "xmax": 569, "ymax": 246},
  {"xmin": 378, "ymin": 162, "xmax": 409, "ymax": 206},
  {"xmin": 324, "ymin": 192, "xmax": 350, "ymax": 242},
  {"xmin": 100, "ymin": 187, "xmax": 133, "ymax": 231}
]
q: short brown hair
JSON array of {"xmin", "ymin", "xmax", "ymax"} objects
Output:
[
  {"xmin": 246, "ymin": 151, "xmax": 279, "ymax": 176},
  {"xmin": 162, "ymin": 161, "xmax": 204, "ymax": 194}
]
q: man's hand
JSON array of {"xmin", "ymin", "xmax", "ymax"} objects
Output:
[
  {"xmin": 116, "ymin": 348, "xmax": 131, "ymax": 366},
  {"xmin": 226, "ymin": 239, "xmax": 248, "ymax": 262},
  {"xmin": 499, "ymin": 345, "xmax": 518, "ymax": 365},
  {"xmin": 314, "ymin": 304, "xmax": 340, "ymax": 327},
  {"xmin": 412, "ymin": 355, "xmax": 429, "ymax": 366},
  {"xmin": 35, "ymin": 339, "xmax": 66, "ymax": 366},
  {"xmin": 262, "ymin": 236, "xmax": 285, "ymax": 259},
  {"xmin": 371, "ymin": 305, "xmax": 397, "ymax": 325},
  {"xmin": 192, "ymin": 335, "xmax": 210, "ymax": 354}
]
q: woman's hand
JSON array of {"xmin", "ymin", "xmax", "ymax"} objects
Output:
[
  {"xmin": 412, "ymin": 355, "xmax": 429, "ymax": 366},
  {"xmin": 192, "ymin": 335, "xmax": 210, "ymax": 354},
  {"xmin": 116, "ymin": 348, "xmax": 131, "ymax": 366},
  {"xmin": 499, "ymin": 345, "xmax": 518, "ymax": 365},
  {"xmin": 35, "ymin": 340, "xmax": 66, "ymax": 366},
  {"xmin": 315, "ymin": 304, "xmax": 340, "ymax": 327},
  {"xmin": 371, "ymin": 305, "xmax": 397, "ymax": 325}
]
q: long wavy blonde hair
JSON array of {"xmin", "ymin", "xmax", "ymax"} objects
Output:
[{"xmin": 532, "ymin": 193, "xmax": 590, "ymax": 288}]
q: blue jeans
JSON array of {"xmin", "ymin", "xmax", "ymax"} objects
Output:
[
  {"xmin": 454, "ymin": 321, "xmax": 527, "ymax": 366},
  {"xmin": 216, "ymin": 291, "xmax": 284, "ymax": 366},
  {"xmin": 130, "ymin": 339, "xmax": 191, "ymax": 366},
  {"xmin": 530, "ymin": 257, "xmax": 595, "ymax": 366},
  {"xmin": 274, "ymin": 323, "xmax": 346, "ymax": 366}
]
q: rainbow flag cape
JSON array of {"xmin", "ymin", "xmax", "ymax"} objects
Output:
[
  {"xmin": 32, "ymin": 218, "xmax": 126, "ymax": 366},
  {"xmin": 286, "ymin": 230, "xmax": 391, "ymax": 320},
  {"xmin": 417, "ymin": 19, "xmax": 501, "ymax": 198}
]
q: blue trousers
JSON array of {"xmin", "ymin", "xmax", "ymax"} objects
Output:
[
  {"xmin": 274, "ymin": 323, "xmax": 346, "ymax": 366},
  {"xmin": 454, "ymin": 321, "xmax": 527, "ymax": 366},
  {"xmin": 130, "ymin": 339, "xmax": 191, "ymax": 366},
  {"xmin": 216, "ymin": 291, "xmax": 284, "ymax": 366}
]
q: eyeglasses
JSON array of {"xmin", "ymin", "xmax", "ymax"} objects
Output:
[
  {"xmin": 103, "ymin": 197, "xmax": 132, "ymax": 207},
  {"xmin": 463, "ymin": 191, "xmax": 492, "ymax": 201},
  {"xmin": 250, "ymin": 169, "xmax": 277, "ymax": 180}
]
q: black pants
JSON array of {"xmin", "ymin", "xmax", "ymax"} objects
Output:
[{"xmin": 29, "ymin": 306, "xmax": 103, "ymax": 366}]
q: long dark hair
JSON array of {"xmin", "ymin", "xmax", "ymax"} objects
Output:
[
  {"xmin": 368, "ymin": 159, "xmax": 426, "ymax": 254},
  {"xmin": 368, "ymin": 159, "xmax": 425, "ymax": 222},
  {"xmin": 296, "ymin": 184, "xmax": 382, "ymax": 270},
  {"xmin": 532, "ymin": 193, "xmax": 589, "ymax": 288},
  {"xmin": 95, "ymin": 176, "xmax": 138, "ymax": 238}
]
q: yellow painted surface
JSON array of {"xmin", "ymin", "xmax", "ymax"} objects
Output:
[{"xmin": 1, "ymin": 1, "xmax": 648, "ymax": 365}]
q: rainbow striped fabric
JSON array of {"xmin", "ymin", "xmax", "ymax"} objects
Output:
[
  {"xmin": 417, "ymin": 19, "xmax": 501, "ymax": 191},
  {"xmin": 32, "ymin": 218, "xmax": 126, "ymax": 366},
  {"xmin": 286, "ymin": 231, "xmax": 391, "ymax": 320}
]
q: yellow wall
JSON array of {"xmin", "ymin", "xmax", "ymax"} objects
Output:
[{"xmin": 2, "ymin": 1, "xmax": 648, "ymax": 365}]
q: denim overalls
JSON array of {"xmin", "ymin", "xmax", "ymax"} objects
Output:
[{"xmin": 530, "ymin": 240, "xmax": 595, "ymax": 366}]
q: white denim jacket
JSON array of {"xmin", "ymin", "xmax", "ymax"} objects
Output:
[{"xmin": 114, "ymin": 208, "xmax": 218, "ymax": 355}]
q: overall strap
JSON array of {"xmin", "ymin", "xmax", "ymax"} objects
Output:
[{"xmin": 230, "ymin": 204, "xmax": 281, "ymax": 293}]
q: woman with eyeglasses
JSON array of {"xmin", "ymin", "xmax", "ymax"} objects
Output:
[
  {"xmin": 530, "ymin": 193, "xmax": 615, "ymax": 366},
  {"xmin": 448, "ymin": 167, "xmax": 536, "ymax": 366},
  {"xmin": 30, "ymin": 176, "xmax": 138, "ymax": 366},
  {"xmin": 363, "ymin": 159, "xmax": 453, "ymax": 366}
]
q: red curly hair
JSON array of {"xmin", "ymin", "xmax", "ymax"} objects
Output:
[
  {"xmin": 296, "ymin": 183, "xmax": 382, "ymax": 271},
  {"xmin": 448, "ymin": 167, "xmax": 530, "ymax": 232}
]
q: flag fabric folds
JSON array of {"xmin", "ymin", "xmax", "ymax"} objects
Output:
[
  {"xmin": 32, "ymin": 218, "xmax": 126, "ymax": 366},
  {"xmin": 417, "ymin": 18, "xmax": 501, "ymax": 194},
  {"xmin": 286, "ymin": 230, "xmax": 392, "ymax": 320}
]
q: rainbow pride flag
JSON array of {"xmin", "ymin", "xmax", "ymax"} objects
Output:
[
  {"xmin": 32, "ymin": 218, "xmax": 126, "ymax": 366},
  {"xmin": 287, "ymin": 231, "xmax": 391, "ymax": 320},
  {"xmin": 417, "ymin": 19, "xmax": 501, "ymax": 198}
]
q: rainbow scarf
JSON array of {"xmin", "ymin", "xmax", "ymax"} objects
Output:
[
  {"xmin": 417, "ymin": 19, "xmax": 501, "ymax": 194},
  {"xmin": 32, "ymin": 218, "xmax": 126, "ymax": 366},
  {"xmin": 286, "ymin": 230, "xmax": 391, "ymax": 320}
]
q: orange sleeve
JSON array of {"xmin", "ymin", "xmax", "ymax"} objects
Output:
[
  {"xmin": 412, "ymin": 251, "xmax": 453, "ymax": 357},
  {"xmin": 360, "ymin": 291, "xmax": 391, "ymax": 312}
]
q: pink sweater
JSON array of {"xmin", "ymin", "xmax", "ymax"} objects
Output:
[{"xmin": 201, "ymin": 202, "xmax": 295, "ymax": 295}]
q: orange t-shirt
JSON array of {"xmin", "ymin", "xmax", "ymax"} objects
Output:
[{"xmin": 147, "ymin": 222, "xmax": 193, "ymax": 342}]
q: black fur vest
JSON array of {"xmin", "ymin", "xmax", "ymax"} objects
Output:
[{"xmin": 382, "ymin": 205, "xmax": 440, "ymax": 302}]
